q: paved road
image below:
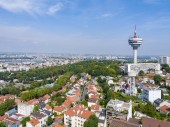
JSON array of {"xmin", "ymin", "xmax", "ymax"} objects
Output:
[{"xmin": 81, "ymin": 83, "xmax": 88, "ymax": 101}]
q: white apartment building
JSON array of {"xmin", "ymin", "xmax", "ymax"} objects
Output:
[
  {"xmin": 158, "ymin": 56, "xmax": 170, "ymax": 65},
  {"xmin": 106, "ymin": 100, "xmax": 132, "ymax": 127},
  {"xmin": 125, "ymin": 63, "xmax": 161, "ymax": 74},
  {"xmin": 142, "ymin": 84, "xmax": 161, "ymax": 103},
  {"xmin": 17, "ymin": 103, "xmax": 34, "ymax": 116},
  {"xmin": 64, "ymin": 105, "xmax": 94, "ymax": 127}
]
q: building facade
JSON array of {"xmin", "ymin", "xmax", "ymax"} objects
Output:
[{"xmin": 142, "ymin": 84, "xmax": 161, "ymax": 103}]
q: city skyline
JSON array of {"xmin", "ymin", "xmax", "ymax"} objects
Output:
[{"xmin": 0, "ymin": 0, "xmax": 170, "ymax": 55}]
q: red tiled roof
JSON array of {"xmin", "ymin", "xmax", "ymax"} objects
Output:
[
  {"xmin": 65, "ymin": 110, "xmax": 75, "ymax": 116},
  {"xmin": 43, "ymin": 94, "xmax": 50, "ymax": 99},
  {"xmin": 29, "ymin": 119, "xmax": 40, "ymax": 126},
  {"xmin": 6, "ymin": 117, "xmax": 19, "ymax": 122},
  {"xmin": 63, "ymin": 99, "xmax": 71, "ymax": 108},
  {"xmin": 27, "ymin": 99, "xmax": 39, "ymax": 105},
  {"xmin": 65, "ymin": 104, "xmax": 93, "ymax": 119},
  {"xmin": 91, "ymin": 104, "xmax": 100, "ymax": 111},
  {"xmin": 15, "ymin": 114, "xmax": 24, "ymax": 117},
  {"xmin": 160, "ymin": 105, "xmax": 170, "ymax": 113},
  {"xmin": 0, "ymin": 114, "xmax": 8, "ymax": 121},
  {"xmin": 110, "ymin": 119, "xmax": 139, "ymax": 127},
  {"xmin": 44, "ymin": 105, "xmax": 52, "ymax": 110},
  {"xmin": 142, "ymin": 117, "xmax": 170, "ymax": 127},
  {"xmin": 53, "ymin": 123, "xmax": 65, "ymax": 127},
  {"xmin": 54, "ymin": 106, "xmax": 65, "ymax": 112},
  {"xmin": 67, "ymin": 96, "xmax": 77, "ymax": 103}
]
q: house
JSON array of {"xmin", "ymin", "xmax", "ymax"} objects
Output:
[
  {"xmin": 26, "ymin": 119, "xmax": 40, "ymax": 127},
  {"xmin": 30, "ymin": 111, "xmax": 48, "ymax": 127},
  {"xmin": 142, "ymin": 117, "xmax": 170, "ymax": 127},
  {"xmin": 106, "ymin": 100, "xmax": 132, "ymax": 127},
  {"xmin": 52, "ymin": 123, "xmax": 65, "ymax": 127},
  {"xmin": 159, "ymin": 105, "xmax": 170, "ymax": 115},
  {"xmin": 53, "ymin": 106, "xmax": 66, "ymax": 115},
  {"xmin": 110, "ymin": 119, "xmax": 139, "ymax": 127},
  {"xmin": 64, "ymin": 105, "xmax": 94, "ymax": 127},
  {"xmin": 62, "ymin": 99, "xmax": 71, "ymax": 109},
  {"xmin": 88, "ymin": 98, "xmax": 98, "ymax": 107},
  {"xmin": 0, "ymin": 114, "xmax": 8, "ymax": 122},
  {"xmin": 5, "ymin": 108, "xmax": 17, "ymax": 116},
  {"xmin": 153, "ymin": 98, "xmax": 164, "ymax": 107},
  {"xmin": 4, "ymin": 117, "xmax": 20, "ymax": 126},
  {"xmin": 10, "ymin": 114, "xmax": 25, "ymax": 121},
  {"xmin": 153, "ymin": 99, "xmax": 170, "ymax": 109},
  {"xmin": 43, "ymin": 105, "xmax": 52, "ymax": 111},
  {"xmin": 91, "ymin": 104, "xmax": 100, "ymax": 117},
  {"xmin": 43, "ymin": 94, "xmax": 50, "ymax": 102}
]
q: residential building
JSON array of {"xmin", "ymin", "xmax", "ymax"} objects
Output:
[
  {"xmin": 98, "ymin": 109, "xmax": 106, "ymax": 127},
  {"xmin": 158, "ymin": 56, "xmax": 170, "ymax": 65},
  {"xmin": 142, "ymin": 84, "xmax": 161, "ymax": 103},
  {"xmin": 64, "ymin": 105, "xmax": 94, "ymax": 127},
  {"xmin": 106, "ymin": 100, "xmax": 132, "ymax": 127},
  {"xmin": 53, "ymin": 105, "xmax": 66, "ymax": 115},
  {"xmin": 30, "ymin": 111, "xmax": 48, "ymax": 127},
  {"xmin": 5, "ymin": 108, "xmax": 17, "ymax": 116},
  {"xmin": 17, "ymin": 103, "xmax": 34, "ymax": 116},
  {"xmin": 26, "ymin": 119, "xmax": 40, "ymax": 127},
  {"xmin": 159, "ymin": 105, "xmax": 170, "ymax": 115},
  {"xmin": 153, "ymin": 99, "xmax": 170, "ymax": 110},
  {"xmin": 125, "ymin": 63, "xmax": 161, "ymax": 74},
  {"xmin": 110, "ymin": 119, "xmax": 139, "ymax": 127},
  {"xmin": 142, "ymin": 117, "xmax": 170, "ymax": 127}
]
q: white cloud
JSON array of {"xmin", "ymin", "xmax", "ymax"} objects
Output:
[
  {"xmin": 101, "ymin": 13, "xmax": 113, "ymax": 17},
  {"xmin": 0, "ymin": 0, "xmax": 42, "ymax": 14},
  {"xmin": 48, "ymin": 2, "xmax": 63, "ymax": 15},
  {"xmin": 0, "ymin": 0, "xmax": 64, "ymax": 16}
]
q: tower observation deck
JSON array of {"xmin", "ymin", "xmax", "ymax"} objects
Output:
[{"xmin": 128, "ymin": 26, "xmax": 143, "ymax": 64}]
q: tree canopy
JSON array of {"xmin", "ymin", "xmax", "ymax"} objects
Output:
[{"xmin": 84, "ymin": 114, "xmax": 98, "ymax": 127}]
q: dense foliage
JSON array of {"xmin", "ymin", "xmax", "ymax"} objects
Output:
[
  {"xmin": 138, "ymin": 70, "xmax": 144, "ymax": 76},
  {"xmin": 20, "ymin": 87, "xmax": 52, "ymax": 101},
  {"xmin": 46, "ymin": 116, "xmax": 53, "ymax": 126},
  {"xmin": 0, "ymin": 60, "xmax": 121, "ymax": 83},
  {"xmin": 0, "ymin": 122, "xmax": 5, "ymax": 127},
  {"xmin": 154, "ymin": 74, "xmax": 162, "ymax": 85},
  {"xmin": 84, "ymin": 114, "xmax": 98, "ymax": 127},
  {"xmin": 51, "ymin": 93, "xmax": 66, "ymax": 106},
  {"xmin": 162, "ymin": 64, "xmax": 170, "ymax": 73},
  {"xmin": 20, "ymin": 117, "xmax": 30, "ymax": 127},
  {"xmin": 0, "ymin": 99, "xmax": 15, "ymax": 116}
]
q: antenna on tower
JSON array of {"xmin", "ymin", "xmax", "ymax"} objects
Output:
[{"xmin": 134, "ymin": 25, "xmax": 137, "ymax": 38}]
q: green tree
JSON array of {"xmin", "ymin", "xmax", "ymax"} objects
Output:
[
  {"xmin": 46, "ymin": 116, "xmax": 53, "ymax": 126},
  {"xmin": 84, "ymin": 114, "xmax": 98, "ymax": 127},
  {"xmin": 154, "ymin": 74, "xmax": 162, "ymax": 85},
  {"xmin": 0, "ymin": 122, "xmax": 5, "ymax": 127},
  {"xmin": 33, "ymin": 105, "xmax": 39, "ymax": 112},
  {"xmin": 85, "ymin": 94, "xmax": 89, "ymax": 101},
  {"xmin": 81, "ymin": 100, "xmax": 88, "ymax": 107},
  {"xmin": 20, "ymin": 117, "xmax": 30, "ymax": 127},
  {"xmin": 138, "ymin": 70, "xmax": 144, "ymax": 76},
  {"xmin": 142, "ymin": 102, "xmax": 158, "ymax": 117}
]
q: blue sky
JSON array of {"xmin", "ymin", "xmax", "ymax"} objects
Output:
[{"xmin": 0, "ymin": 0, "xmax": 170, "ymax": 55}]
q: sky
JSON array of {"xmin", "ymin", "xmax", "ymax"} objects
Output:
[{"xmin": 0, "ymin": 0, "xmax": 170, "ymax": 55}]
